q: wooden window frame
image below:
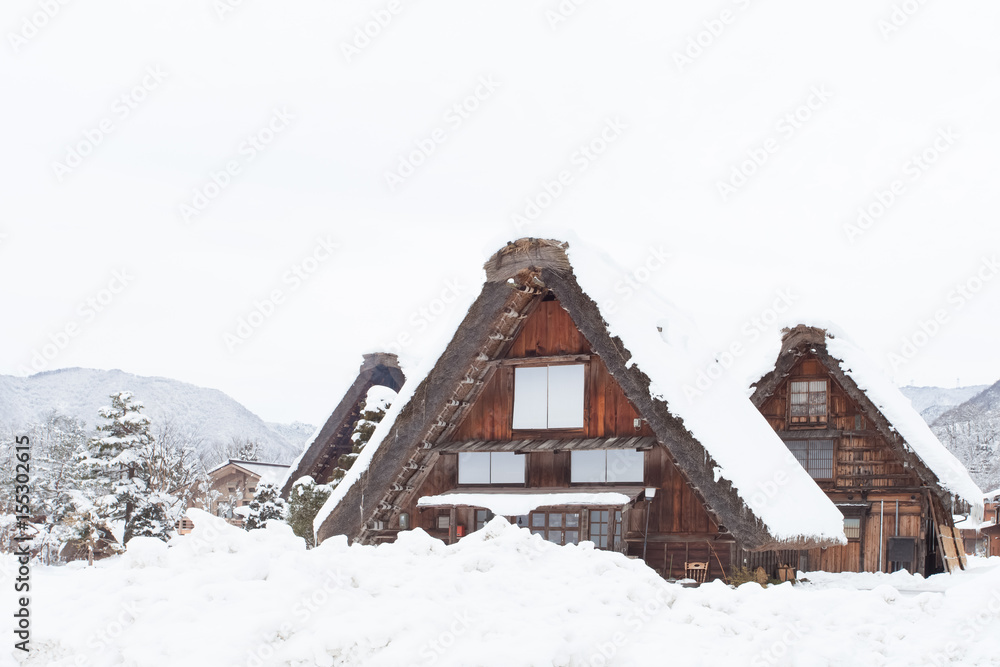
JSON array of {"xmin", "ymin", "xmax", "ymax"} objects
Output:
[
  {"xmin": 587, "ymin": 508, "xmax": 623, "ymax": 551},
  {"xmin": 474, "ymin": 509, "xmax": 495, "ymax": 532},
  {"xmin": 843, "ymin": 516, "xmax": 862, "ymax": 541},
  {"xmin": 788, "ymin": 377, "xmax": 829, "ymax": 428},
  {"xmin": 526, "ymin": 509, "xmax": 582, "ymax": 546},
  {"xmin": 569, "ymin": 449, "xmax": 645, "ymax": 485},
  {"xmin": 785, "ymin": 438, "xmax": 835, "ymax": 481},
  {"xmin": 510, "ymin": 358, "xmax": 589, "ymax": 437},
  {"xmin": 456, "ymin": 451, "xmax": 527, "ymax": 487}
]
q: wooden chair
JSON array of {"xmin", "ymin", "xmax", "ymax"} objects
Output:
[{"xmin": 685, "ymin": 561, "xmax": 709, "ymax": 584}]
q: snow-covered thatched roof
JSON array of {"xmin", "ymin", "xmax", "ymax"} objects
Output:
[
  {"xmin": 314, "ymin": 238, "xmax": 847, "ymax": 550},
  {"xmin": 750, "ymin": 324, "xmax": 984, "ymax": 521},
  {"xmin": 278, "ymin": 353, "xmax": 404, "ymax": 497}
]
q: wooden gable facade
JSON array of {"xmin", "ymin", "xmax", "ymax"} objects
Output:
[
  {"xmin": 751, "ymin": 326, "xmax": 968, "ymax": 576},
  {"xmin": 315, "ymin": 239, "xmax": 844, "ymax": 582},
  {"xmin": 401, "ymin": 296, "xmax": 729, "ymax": 580}
]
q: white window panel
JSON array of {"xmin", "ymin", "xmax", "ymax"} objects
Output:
[
  {"xmin": 512, "ymin": 366, "xmax": 548, "ymax": 429},
  {"xmin": 571, "ymin": 450, "xmax": 607, "ymax": 483},
  {"xmin": 490, "ymin": 452, "xmax": 526, "ymax": 484},
  {"xmin": 547, "ymin": 364, "xmax": 585, "ymax": 429},
  {"xmin": 606, "ymin": 449, "xmax": 644, "ymax": 483},
  {"xmin": 458, "ymin": 452, "xmax": 490, "ymax": 484}
]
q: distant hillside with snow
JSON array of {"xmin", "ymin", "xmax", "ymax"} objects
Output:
[
  {"xmin": 928, "ymin": 380, "xmax": 1000, "ymax": 493},
  {"xmin": 0, "ymin": 368, "xmax": 314, "ymax": 466},
  {"xmin": 899, "ymin": 385, "xmax": 989, "ymax": 423}
]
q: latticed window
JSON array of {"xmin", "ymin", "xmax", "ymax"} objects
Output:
[
  {"xmin": 588, "ymin": 509, "xmax": 622, "ymax": 550},
  {"xmin": 790, "ymin": 380, "xmax": 828, "ymax": 425},
  {"xmin": 787, "ymin": 439, "xmax": 834, "ymax": 479},
  {"xmin": 474, "ymin": 509, "xmax": 494, "ymax": 531},
  {"xmin": 527, "ymin": 511, "xmax": 580, "ymax": 546},
  {"xmin": 844, "ymin": 517, "xmax": 861, "ymax": 540}
]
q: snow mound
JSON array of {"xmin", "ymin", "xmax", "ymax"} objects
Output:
[
  {"xmin": 122, "ymin": 537, "xmax": 169, "ymax": 569},
  {"xmin": 23, "ymin": 516, "xmax": 1000, "ymax": 666}
]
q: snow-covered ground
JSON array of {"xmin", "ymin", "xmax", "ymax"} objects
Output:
[{"xmin": 11, "ymin": 511, "xmax": 1000, "ymax": 666}]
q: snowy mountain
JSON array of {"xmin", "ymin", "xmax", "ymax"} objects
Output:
[
  {"xmin": 0, "ymin": 368, "xmax": 314, "ymax": 466},
  {"xmin": 899, "ymin": 385, "xmax": 989, "ymax": 423},
  {"xmin": 928, "ymin": 381, "xmax": 1000, "ymax": 492}
]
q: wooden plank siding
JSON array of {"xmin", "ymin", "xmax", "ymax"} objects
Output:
[
  {"xmin": 758, "ymin": 353, "xmax": 940, "ymax": 574},
  {"xmin": 758, "ymin": 356, "xmax": 921, "ymax": 491},
  {"xmin": 451, "ymin": 301, "xmax": 654, "ymax": 442},
  {"xmin": 396, "ymin": 296, "xmax": 733, "ymax": 580}
]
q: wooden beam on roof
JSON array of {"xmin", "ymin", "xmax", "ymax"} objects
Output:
[{"xmin": 432, "ymin": 436, "xmax": 658, "ymax": 453}]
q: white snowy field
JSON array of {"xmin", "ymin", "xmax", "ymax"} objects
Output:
[{"xmin": 10, "ymin": 511, "xmax": 1000, "ymax": 667}]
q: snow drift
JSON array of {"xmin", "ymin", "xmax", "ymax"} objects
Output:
[{"xmin": 14, "ymin": 509, "xmax": 1000, "ymax": 666}]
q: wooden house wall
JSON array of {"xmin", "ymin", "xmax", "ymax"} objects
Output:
[
  {"xmin": 185, "ymin": 467, "xmax": 260, "ymax": 516},
  {"xmin": 389, "ymin": 297, "xmax": 733, "ymax": 579},
  {"xmin": 804, "ymin": 493, "xmax": 925, "ymax": 574},
  {"xmin": 757, "ymin": 355, "xmax": 921, "ymax": 491},
  {"xmin": 756, "ymin": 354, "xmax": 938, "ymax": 574},
  {"xmin": 451, "ymin": 300, "xmax": 655, "ymax": 441}
]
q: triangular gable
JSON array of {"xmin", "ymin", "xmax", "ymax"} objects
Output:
[
  {"xmin": 315, "ymin": 239, "xmax": 846, "ymax": 550},
  {"xmin": 279, "ymin": 353, "xmax": 404, "ymax": 497},
  {"xmin": 450, "ymin": 299, "xmax": 655, "ymax": 442},
  {"xmin": 750, "ymin": 325, "xmax": 983, "ymax": 520}
]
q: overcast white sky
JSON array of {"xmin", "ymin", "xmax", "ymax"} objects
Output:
[{"xmin": 2, "ymin": 0, "xmax": 999, "ymax": 424}]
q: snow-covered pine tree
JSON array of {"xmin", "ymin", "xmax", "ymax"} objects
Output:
[
  {"xmin": 243, "ymin": 482, "xmax": 287, "ymax": 531},
  {"xmin": 33, "ymin": 413, "xmax": 92, "ymax": 563},
  {"xmin": 128, "ymin": 493, "xmax": 172, "ymax": 542},
  {"xmin": 287, "ymin": 476, "xmax": 331, "ymax": 546},
  {"xmin": 87, "ymin": 392, "xmax": 154, "ymax": 543}
]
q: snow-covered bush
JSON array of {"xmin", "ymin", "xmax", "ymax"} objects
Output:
[
  {"xmin": 287, "ymin": 476, "xmax": 331, "ymax": 546},
  {"xmin": 244, "ymin": 482, "xmax": 287, "ymax": 531}
]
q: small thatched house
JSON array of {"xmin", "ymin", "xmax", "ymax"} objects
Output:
[
  {"xmin": 279, "ymin": 353, "xmax": 404, "ymax": 497},
  {"xmin": 310, "ymin": 239, "xmax": 846, "ymax": 580},
  {"xmin": 749, "ymin": 325, "xmax": 983, "ymax": 574}
]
